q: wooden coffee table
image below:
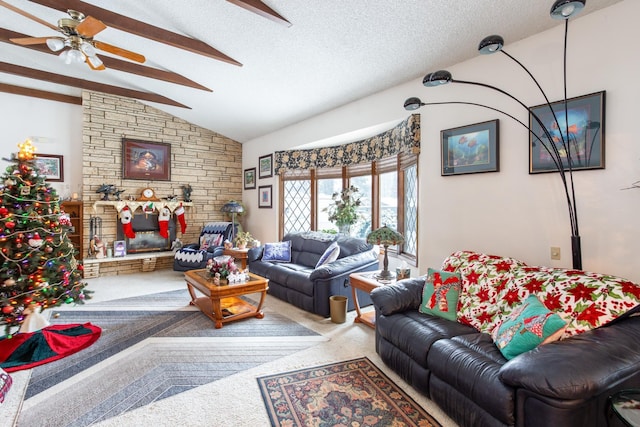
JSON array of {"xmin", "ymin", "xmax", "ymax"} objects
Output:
[
  {"xmin": 349, "ymin": 271, "xmax": 396, "ymax": 329},
  {"xmin": 184, "ymin": 269, "xmax": 269, "ymax": 329}
]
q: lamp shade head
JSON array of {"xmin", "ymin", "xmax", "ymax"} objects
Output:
[
  {"xmin": 478, "ymin": 35, "xmax": 504, "ymax": 54},
  {"xmin": 220, "ymin": 201, "xmax": 244, "ymax": 214},
  {"xmin": 550, "ymin": 0, "xmax": 586, "ymax": 19},
  {"xmin": 403, "ymin": 97, "xmax": 424, "ymax": 111},
  {"xmin": 366, "ymin": 225, "xmax": 404, "ymax": 247},
  {"xmin": 423, "ymin": 70, "xmax": 452, "ymax": 87}
]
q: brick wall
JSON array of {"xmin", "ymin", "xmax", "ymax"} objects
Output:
[{"xmin": 81, "ymin": 91, "xmax": 242, "ymax": 273}]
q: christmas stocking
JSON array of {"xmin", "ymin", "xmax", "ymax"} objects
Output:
[
  {"xmin": 158, "ymin": 207, "xmax": 171, "ymax": 238},
  {"xmin": 175, "ymin": 203, "xmax": 187, "ymax": 234},
  {"xmin": 120, "ymin": 206, "xmax": 136, "ymax": 239}
]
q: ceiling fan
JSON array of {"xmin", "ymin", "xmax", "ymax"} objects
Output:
[{"xmin": 0, "ymin": 0, "xmax": 145, "ymax": 70}]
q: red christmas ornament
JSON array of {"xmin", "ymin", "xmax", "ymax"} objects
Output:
[
  {"xmin": 5, "ymin": 221, "xmax": 15, "ymax": 229},
  {"xmin": 0, "ymin": 207, "xmax": 8, "ymax": 216},
  {"xmin": 2, "ymin": 305, "xmax": 13, "ymax": 314}
]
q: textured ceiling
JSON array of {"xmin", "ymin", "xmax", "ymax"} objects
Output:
[{"xmin": 0, "ymin": 0, "xmax": 622, "ymax": 143}]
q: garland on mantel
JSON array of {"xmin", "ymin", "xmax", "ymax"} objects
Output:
[{"xmin": 92, "ymin": 200, "xmax": 193, "ymax": 214}]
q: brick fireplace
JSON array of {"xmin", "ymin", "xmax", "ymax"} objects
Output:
[{"xmin": 116, "ymin": 212, "xmax": 176, "ymax": 254}]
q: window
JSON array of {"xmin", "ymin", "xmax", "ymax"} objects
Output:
[{"xmin": 280, "ymin": 154, "xmax": 418, "ymax": 263}]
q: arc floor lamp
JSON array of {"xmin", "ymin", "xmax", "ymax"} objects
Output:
[{"xmin": 405, "ymin": 0, "xmax": 588, "ymax": 270}]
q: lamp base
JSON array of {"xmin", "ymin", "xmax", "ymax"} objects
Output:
[{"xmin": 375, "ymin": 269, "xmax": 395, "ymax": 282}]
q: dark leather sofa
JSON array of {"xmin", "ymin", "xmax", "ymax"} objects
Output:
[
  {"xmin": 370, "ymin": 275, "xmax": 640, "ymax": 427},
  {"xmin": 248, "ymin": 231, "xmax": 379, "ymax": 317}
]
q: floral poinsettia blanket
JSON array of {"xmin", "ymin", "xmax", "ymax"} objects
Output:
[{"xmin": 442, "ymin": 251, "xmax": 640, "ymax": 339}]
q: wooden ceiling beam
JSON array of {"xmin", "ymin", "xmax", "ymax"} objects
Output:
[
  {"xmin": 0, "ymin": 62, "xmax": 190, "ymax": 108},
  {"xmin": 28, "ymin": 0, "xmax": 242, "ymax": 66},
  {"xmin": 0, "ymin": 82, "xmax": 81, "ymax": 105},
  {"xmin": 0, "ymin": 28, "xmax": 212, "ymax": 92},
  {"xmin": 226, "ymin": 0, "xmax": 292, "ymax": 27}
]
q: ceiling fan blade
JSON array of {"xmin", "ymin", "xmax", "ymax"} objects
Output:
[
  {"xmin": 93, "ymin": 41, "xmax": 145, "ymax": 63},
  {"xmin": 76, "ymin": 15, "xmax": 107, "ymax": 38},
  {"xmin": 0, "ymin": 0, "xmax": 60, "ymax": 32},
  {"xmin": 9, "ymin": 37, "xmax": 50, "ymax": 46}
]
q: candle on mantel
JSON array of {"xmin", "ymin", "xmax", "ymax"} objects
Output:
[{"xmin": 72, "ymin": 192, "xmax": 79, "ymax": 200}]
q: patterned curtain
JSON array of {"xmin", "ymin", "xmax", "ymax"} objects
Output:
[{"xmin": 274, "ymin": 114, "xmax": 420, "ymax": 174}]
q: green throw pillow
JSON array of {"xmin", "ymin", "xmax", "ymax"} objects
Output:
[
  {"xmin": 493, "ymin": 295, "xmax": 567, "ymax": 360},
  {"xmin": 419, "ymin": 268, "xmax": 461, "ymax": 321}
]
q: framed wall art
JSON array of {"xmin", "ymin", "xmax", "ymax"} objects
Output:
[
  {"xmin": 259, "ymin": 154, "xmax": 273, "ymax": 179},
  {"xmin": 122, "ymin": 139, "xmax": 171, "ymax": 181},
  {"xmin": 441, "ymin": 120, "xmax": 499, "ymax": 176},
  {"xmin": 258, "ymin": 185, "xmax": 272, "ymax": 208},
  {"xmin": 244, "ymin": 167, "xmax": 256, "ymax": 189},
  {"xmin": 34, "ymin": 153, "xmax": 64, "ymax": 182},
  {"xmin": 529, "ymin": 91, "xmax": 605, "ymax": 174}
]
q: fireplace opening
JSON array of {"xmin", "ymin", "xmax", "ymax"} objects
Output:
[{"xmin": 117, "ymin": 212, "xmax": 176, "ymax": 254}]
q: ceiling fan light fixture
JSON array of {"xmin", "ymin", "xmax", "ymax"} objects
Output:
[
  {"xmin": 61, "ymin": 48, "xmax": 84, "ymax": 64},
  {"xmin": 80, "ymin": 42, "xmax": 96, "ymax": 57},
  {"xmin": 46, "ymin": 38, "xmax": 65, "ymax": 52}
]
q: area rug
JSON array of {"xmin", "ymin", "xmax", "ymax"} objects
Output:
[
  {"xmin": 17, "ymin": 288, "xmax": 324, "ymax": 427},
  {"xmin": 257, "ymin": 357, "xmax": 442, "ymax": 427}
]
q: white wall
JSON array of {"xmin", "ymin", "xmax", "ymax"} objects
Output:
[
  {"xmin": 0, "ymin": 93, "xmax": 83, "ymax": 197},
  {"xmin": 243, "ymin": 1, "xmax": 640, "ymax": 282}
]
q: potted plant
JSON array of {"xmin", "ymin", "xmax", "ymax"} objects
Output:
[
  {"xmin": 235, "ymin": 231, "xmax": 253, "ymax": 249},
  {"xmin": 324, "ymin": 185, "xmax": 362, "ymax": 235}
]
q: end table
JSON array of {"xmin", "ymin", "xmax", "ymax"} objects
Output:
[
  {"xmin": 610, "ymin": 389, "xmax": 640, "ymax": 426},
  {"xmin": 223, "ymin": 247, "xmax": 250, "ymax": 270},
  {"xmin": 349, "ymin": 271, "xmax": 396, "ymax": 329}
]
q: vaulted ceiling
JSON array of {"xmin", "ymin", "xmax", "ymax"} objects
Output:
[{"xmin": 0, "ymin": 0, "xmax": 622, "ymax": 143}]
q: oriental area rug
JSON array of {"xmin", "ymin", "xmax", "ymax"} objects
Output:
[
  {"xmin": 16, "ymin": 289, "xmax": 323, "ymax": 427},
  {"xmin": 257, "ymin": 357, "xmax": 442, "ymax": 427}
]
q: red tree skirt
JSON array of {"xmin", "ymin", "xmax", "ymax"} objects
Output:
[{"xmin": 0, "ymin": 323, "xmax": 102, "ymax": 373}]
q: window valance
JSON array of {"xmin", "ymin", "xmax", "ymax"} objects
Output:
[{"xmin": 274, "ymin": 113, "xmax": 420, "ymax": 174}]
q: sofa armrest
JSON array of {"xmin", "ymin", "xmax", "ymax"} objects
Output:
[
  {"xmin": 370, "ymin": 277, "xmax": 424, "ymax": 315},
  {"xmin": 499, "ymin": 316, "xmax": 640, "ymax": 400},
  {"xmin": 309, "ymin": 250, "xmax": 378, "ymax": 281},
  {"xmin": 247, "ymin": 246, "xmax": 263, "ymax": 263}
]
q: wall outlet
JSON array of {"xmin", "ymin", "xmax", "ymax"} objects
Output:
[{"xmin": 550, "ymin": 246, "xmax": 561, "ymax": 260}]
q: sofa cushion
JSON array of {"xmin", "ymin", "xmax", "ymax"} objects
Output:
[
  {"xmin": 492, "ymin": 295, "xmax": 566, "ymax": 360},
  {"xmin": 419, "ymin": 268, "xmax": 461, "ymax": 321},
  {"xmin": 262, "ymin": 241, "xmax": 292, "ymax": 262},
  {"xmin": 199, "ymin": 233, "xmax": 223, "ymax": 250},
  {"xmin": 316, "ymin": 241, "xmax": 340, "ymax": 268}
]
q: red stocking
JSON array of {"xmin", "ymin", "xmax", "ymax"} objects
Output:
[
  {"xmin": 158, "ymin": 207, "xmax": 170, "ymax": 238},
  {"xmin": 175, "ymin": 204, "xmax": 187, "ymax": 234},
  {"xmin": 120, "ymin": 206, "xmax": 135, "ymax": 239}
]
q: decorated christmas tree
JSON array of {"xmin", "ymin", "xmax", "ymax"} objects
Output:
[{"xmin": 0, "ymin": 140, "xmax": 90, "ymax": 336}]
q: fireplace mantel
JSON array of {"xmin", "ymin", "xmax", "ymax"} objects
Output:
[{"xmin": 92, "ymin": 200, "xmax": 194, "ymax": 213}]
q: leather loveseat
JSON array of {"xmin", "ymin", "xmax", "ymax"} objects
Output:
[
  {"xmin": 370, "ymin": 250, "xmax": 640, "ymax": 427},
  {"xmin": 248, "ymin": 231, "xmax": 379, "ymax": 317}
]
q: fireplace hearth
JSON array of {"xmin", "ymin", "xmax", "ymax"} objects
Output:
[{"xmin": 117, "ymin": 212, "xmax": 176, "ymax": 254}]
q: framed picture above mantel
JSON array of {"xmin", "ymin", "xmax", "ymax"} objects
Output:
[{"xmin": 122, "ymin": 138, "xmax": 171, "ymax": 181}]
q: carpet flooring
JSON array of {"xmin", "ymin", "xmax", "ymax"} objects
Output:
[
  {"xmin": 258, "ymin": 357, "xmax": 442, "ymax": 427},
  {"xmin": 17, "ymin": 289, "xmax": 324, "ymax": 427}
]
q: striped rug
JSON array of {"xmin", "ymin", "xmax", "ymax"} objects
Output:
[{"xmin": 17, "ymin": 289, "xmax": 323, "ymax": 427}]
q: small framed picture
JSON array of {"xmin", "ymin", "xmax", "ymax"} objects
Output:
[
  {"xmin": 258, "ymin": 185, "xmax": 272, "ymax": 208},
  {"xmin": 259, "ymin": 154, "xmax": 273, "ymax": 179},
  {"xmin": 114, "ymin": 240, "xmax": 127, "ymax": 257},
  {"xmin": 441, "ymin": 119, "xmax": 499, "ymax": 176},
  {"xmin": 244, "ymin": 167, "xmax": 256, "ymax": 189},
  {"xmin": 34, "ymin": 153, "xmax": 64, "ymax": 182}
]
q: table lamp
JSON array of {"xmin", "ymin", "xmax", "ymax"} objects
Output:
[
  {"xmin": 220, "ymin": 201, "xmax": 244, "ymax": 246},
  {"xmin": 366, "ymin": 225, "xmax": 404, "ymax": 281}
]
